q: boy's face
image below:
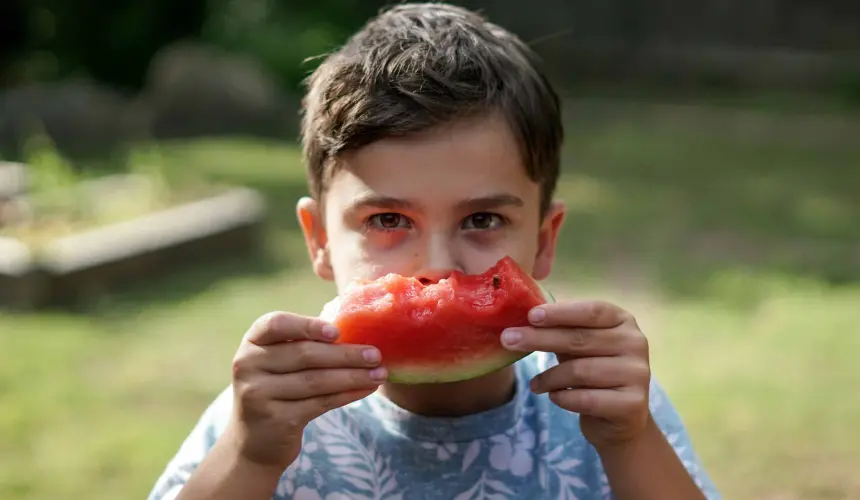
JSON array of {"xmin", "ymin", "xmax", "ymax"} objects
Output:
[{"xmin": 298, "ymin": 114, "xmax": 566, "ymax": 292}]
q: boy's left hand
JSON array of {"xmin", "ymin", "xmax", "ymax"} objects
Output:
[{"xmin": 500, "ymin": 300, "xmax": 652, "ymax": 451}]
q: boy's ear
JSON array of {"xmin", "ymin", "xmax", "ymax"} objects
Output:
[
  {"xmin": 532, "ymin": 200, "xmax": 566, "ymax": 281},
  {"xmin": 297, "ymin": 196, "xmax": 334, "ymax": 281}
]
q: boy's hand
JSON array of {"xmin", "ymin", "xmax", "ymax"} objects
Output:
[
  {"xmin": 500, "ymin": 301, "xmax": 651, "ymax": 451},
  {"xmin": 227, "ymin": 311, "xmax": 387, "ymax": 469}
]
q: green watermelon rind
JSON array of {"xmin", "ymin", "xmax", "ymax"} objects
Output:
[
  {"xmin": 386, "ymin": 282, "xmax": 556, "ymax": 385},
  {"xmin": 539, "ymin": 283, "xmax": 556, "ymax": 304},
  {"xmin": 385, "ymin": 350, "xmax": 529, "ymax": 384}
]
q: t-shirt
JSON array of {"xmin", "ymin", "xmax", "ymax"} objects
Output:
[{"xmin": 148, "ymin": 351, "xmax": 721, "ymax": 499}]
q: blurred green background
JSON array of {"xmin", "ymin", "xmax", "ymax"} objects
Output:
[{"xmin": 1, "ymin": 1, "xmax": 859, "ymax": 499}]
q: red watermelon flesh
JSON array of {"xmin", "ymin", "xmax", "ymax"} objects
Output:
[{"xmin": 324, "ymin": 256, "xmax": 553, "ymax": 384}]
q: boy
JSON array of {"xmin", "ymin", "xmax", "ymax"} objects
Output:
[{"xmin": 149, "ymin": 3, "xmax": 720, "ymax": 499}]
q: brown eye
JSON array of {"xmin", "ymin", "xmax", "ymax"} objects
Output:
[
  {"xmin": 462, "ymin": 213, "xmax": 503, "ymax": 230},
  {"xmin": 369, "ymin": 213, "xmax": 410, "ymax": 230}
]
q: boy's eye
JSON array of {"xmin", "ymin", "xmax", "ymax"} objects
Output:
[
  {"xmin": 461, "ymin": 213, "xmax": 504, "ymax": 230},
  {"xmin": 368, "ymin": 213, "xmax": 411, "ymax": 230}
]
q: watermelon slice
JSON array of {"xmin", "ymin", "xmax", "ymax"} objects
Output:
[{"xmin": 321, "ymin": 256, "xmax": 554, "ymax": 384}]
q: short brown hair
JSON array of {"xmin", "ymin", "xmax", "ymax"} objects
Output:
[{"xmin": 301, "ymin": 2, "xmax": 563, "ymax": 215}]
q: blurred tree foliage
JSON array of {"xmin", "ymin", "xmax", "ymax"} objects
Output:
[
  {"xmin": 2, "ymin": 0, "xmax": 857, "ymax": 101},
  {"xmin": 1, "ymin": 0, "xmax": 207, "ymax": 89},
  {"xmin": 0, "ymin": 0, "xmax": 387, "ymax": 92},
  {"xmin": 201, "ymin": 0, "xmax": 387, "ymax": 91}
]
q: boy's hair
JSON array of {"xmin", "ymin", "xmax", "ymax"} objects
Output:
[{"xmin": 301, "ymin": 2, "xmax": 563, "ymax": 216}]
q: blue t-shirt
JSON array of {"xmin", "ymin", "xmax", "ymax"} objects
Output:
[{"xmin": 148, "ymin": 351, "xmax": 720, "ymax": 499}]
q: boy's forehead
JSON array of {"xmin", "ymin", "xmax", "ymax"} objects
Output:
[
  {"xmin": 340, "ymin": 116, "xmax": 527, "ymax": 180},
  {"xmin": 325, "ymin": 161, "xmax": 538, "ymax": 216},
  {"xmin": 321, "ymin": 114, "xmax": 541, "ymax": 214}
]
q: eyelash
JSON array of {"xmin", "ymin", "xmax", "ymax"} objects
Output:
[
  {"xmin": 366, "ymin": 213, "xmax": 412, "ymax": 232},
  {"xmin": 365, "ymin": 213, "xmax": 507, "ymax": 232},
  {"xmin": 461, "ymin": 213, "xmax": 507, "ymax": 231}
]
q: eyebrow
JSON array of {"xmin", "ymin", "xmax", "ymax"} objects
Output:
[
  {"xmin": 348, "ymin": 194, "xmax": 414, "ymax": 212},
  {"xmin": 346, "ymin": 193, "xmax": 524, "ymax": 213},
  {"xmin": 456, "ymin": 194, "xmax": 524, "ymax": 212}
]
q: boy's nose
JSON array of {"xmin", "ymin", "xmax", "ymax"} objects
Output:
[
  {"xmin": 415, "ymin": 237, "xmax": 458, "ymax": 285},
  {"xmin": 416, "ymin": 268, "xmax": 453, "ymax": 285}
]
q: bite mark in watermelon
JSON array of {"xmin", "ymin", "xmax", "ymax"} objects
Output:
[{"xmin": 322, "ymin": 256, "xmax": 554, "ymax": 384}]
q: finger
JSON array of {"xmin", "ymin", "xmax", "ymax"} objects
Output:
[
  {"xmin": 245, "ymin": 311, "xmax": 339, "ymax": 346},
  {"xmin": 266, "ymin": 367, "xmax": 388, "ymax": 400},
  {"xmin": 528, "ymin": 301, "xmax": 631, "ymax": 329},
  {"xmin": 292, "ymin": 387, "xmax": 379, "ymax": 422},
  {"xmin": 530, "ymin": 357, "xmax": 650, "ymax": 394},
  {"xmin": 548, "ymin": 388, "xmax": 646, "ymax": 419},
  {"xmin": 253, "ymin": 341, "xmax": 382, "ymax": 373},
  {"xmin": 500, "ymin": 325, "xmax": 626, "ymax": 356}
]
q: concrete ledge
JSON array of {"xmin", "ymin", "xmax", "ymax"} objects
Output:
[
  {"xmin": 0, "ymin": 185, "xmax": 267, "ymax": 309},
  {"xmin": 0, "ymin": 162, "xmax": 27, "ymax": 199},
  {"xmin": 0, "ymin": 237, "xmax": 48, "ymax": 309}
]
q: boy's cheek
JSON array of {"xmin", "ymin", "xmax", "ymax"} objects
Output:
[
  {"xmin": 364, "ymin": 231, "xmax": 410, "ymax": 251},
  {"xmin": 330, "ymin": 246, "xmax": 410, "ymax": 286}
]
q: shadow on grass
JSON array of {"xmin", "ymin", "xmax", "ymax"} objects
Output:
[
  {"xmin": 547, "ymin": 99, "xmax": 860, "ymax": 299},
  {"xmin": 81, "ymin": 250, "xmax": 286, "ymax": 313}
]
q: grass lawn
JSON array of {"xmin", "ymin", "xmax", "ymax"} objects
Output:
[{"xmin": 1, "ymin": 98, "xmax": 859, "ymax": 499}]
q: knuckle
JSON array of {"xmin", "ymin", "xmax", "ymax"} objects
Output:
[
  {"xmin": 635, "ymin": 361, "xmax": 652, "ymax": 383},
  {"xmin": 567, "ymin": 361, "xmax": 585, "ymax": 383},
  {"xmin": 238, "ymin": 381, "xmax": 265, "ymax": 407},
  {"xmin": 352, "ymin": 346, "xmax": 372, "ymax": 365},
  {"xmin": 292, "ymin": 341, "xmax": 314, "ymax": 367},
  {"xmin": 631, "ymin": 390, "xmax": 649, "ymax": 409},
  {"xmin": 232, "ymin": 357, "xmax": 249, "ymax": 380},
  {"xmin": 578, "ymin": 390, "xmax": 598, "ymax": 413},
  {"xmin": 630, "ymin": 332, "xmax": 649, "ymax": 357},
  {"xmin": 587, "ymin": 301, "xmax": 608, "ymax": 323},
  {"xmin": 300, "ymin": 319, "xmax": 317, "ymax": 339},
  {"xmin": 567, "ymin": 329, "xmax": 588, "ymax": 350},
  {"xmin": 618, "ymin": 309, "xmax": 637, "ymax": 325},
  {"xmin": 301, "ymin": 370, "xmax": 324, "ymax": 394},
  {"xmin": 231, "ymin": 345, "xmax": 259, "ymax": 379},
  {"xmin": 352, "ymin": 369, "xmax": 372, "ymax": 386},
  {"xmin": 254, "ymin": 311, "xmax": 284, "ymax": 335}
]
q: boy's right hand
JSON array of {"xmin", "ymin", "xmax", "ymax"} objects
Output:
[{"xmin": 226, "ymin": 311, "xmax": 387, "ymax": 470}]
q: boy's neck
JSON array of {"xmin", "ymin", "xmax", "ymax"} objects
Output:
[{"xmin": 379, "ymin": 366, "xmax": 516, "ymax": 417}]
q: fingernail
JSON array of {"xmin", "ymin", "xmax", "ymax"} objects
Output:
[
  {"xmin": 501, "ymin": 329, "xmax": 522, "ymax": 347},
  {"xmin": 362, "ymin": 348, "xmax": 381, "ymax": 363},
  {"xmin": 369, "ymin": 367, "xmax": 388, "ymax": 381},
  {"xmin": 322, "ymin": 325, "xmax": 339, "ymax": 340},
  {"xmin": 529, "ymin": 307, "xmax": 546, "ymax": 324},
  {"xmin": 529, "ymin": 378, "xmax": 543, "ymax": 394}
]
